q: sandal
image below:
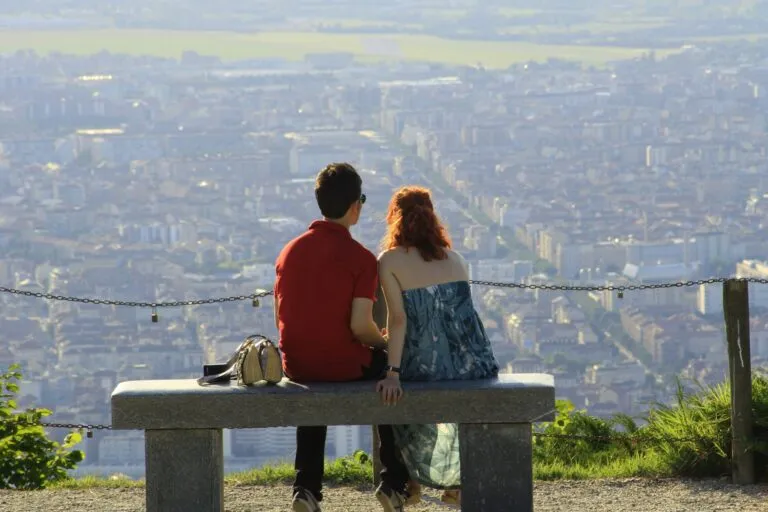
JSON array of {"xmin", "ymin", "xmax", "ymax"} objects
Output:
[
  {"xmin": 440, "ymin": 489, "xmax": 461, "ymax": 505},
  {"xmin": 405, "ymin": 480, "xmax": 422, "ymax": 505}
]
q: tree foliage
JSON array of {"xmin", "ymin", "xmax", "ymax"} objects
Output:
[{"xmin": 0, "ymin": 364, "xmax": 84, "ymax": 489}]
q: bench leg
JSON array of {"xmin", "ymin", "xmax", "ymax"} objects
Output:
[
  {"xmin": 372, "ymin": 425, "xmax": 383, "ymax": 485},
  {"xmin": 459, "ymin": 423, "xmax": 533, "ymax": 512},
  {"xmin": 145, "ymin": 429, "xmax": 224, "ymax": 512}
]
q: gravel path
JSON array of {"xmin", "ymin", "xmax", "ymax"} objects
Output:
[{"xmin": 0, "ymin": 479, "xmax": 766, "ymax": 511}]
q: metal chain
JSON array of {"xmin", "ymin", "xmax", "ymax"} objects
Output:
[
  {"xmin": 0, "ymin": 287, "xmax": 273, "ymax": 308},
  {"xmin": 468, "ymin": 277, "xmax": 740, "ymax": 292},
  {"xmin": 0, "ymin": 277, "xmax": 764, "ymax": 309},
  {"xmin": 36, "ymin": 422, "xmax": 112, "ymax": 431},
  {"xmin": 534, "ymin": 432, "xmax": 702, "ymax": 443},
  {"xmin": 0, "ymin": 419, "xmax": 114, "ymax": 438},
  {"xmin": 2, "ymin": 421, "xmax": 760, "ymax": 444}
]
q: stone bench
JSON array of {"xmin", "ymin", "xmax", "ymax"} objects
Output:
[{"xmin": 111, "ymin": 373, "xmax": 555, "ymax": 512}]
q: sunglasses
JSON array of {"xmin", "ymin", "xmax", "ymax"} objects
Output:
[{"xmin": 360, "ymin": 193, "xmax": 366, "ymax": 204}]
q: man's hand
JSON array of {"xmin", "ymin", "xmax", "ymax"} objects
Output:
[
  {"xmin": 376, "ymin": 375, "xmax": 403, "ymax": 405},
  {"xmin": 380, "ymin": 327, "xmax": 388, "ymax": 341}
]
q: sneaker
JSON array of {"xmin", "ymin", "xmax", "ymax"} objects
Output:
[
  {"xmin": 292, "ymin": 487, "xmax": 321, "ymax": 512},
  {"xmin": 374, "ymin": 482, "xmax": 408, "ymax": 512}
]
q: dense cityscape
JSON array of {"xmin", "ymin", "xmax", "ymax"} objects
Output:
[{"xmin": 3, "ymin": 2, "xmax": 768, "ymax": 480}]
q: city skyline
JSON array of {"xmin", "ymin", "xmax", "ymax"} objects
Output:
[{"xmin": 2, "ymin": 0, "xmax": 768, "ymax": 481}]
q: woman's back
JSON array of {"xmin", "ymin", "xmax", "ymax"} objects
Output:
[
  {"xmin": 383, "ymin": 246, "xmax": 468, "ymax": 291},
  {"xmin": 381, "ymin": 247, "xmax": 498, "ymax": 382}
]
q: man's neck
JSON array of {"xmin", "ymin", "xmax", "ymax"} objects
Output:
[{"xmin": 323, "ymin": 217, "xmax": 351, "ymax": 230}]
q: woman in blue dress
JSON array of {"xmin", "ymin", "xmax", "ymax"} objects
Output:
[{"xmin": 374, "ymin": 185, "xmax": 500, "ymax": 509}]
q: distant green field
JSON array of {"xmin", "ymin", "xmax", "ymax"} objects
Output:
[
  {"xmin": 497, "ymin": 8, "xmax": 544, "ymax": 17},
  {"xmin": 499, "ymin": 19, "xmax": 672, "ymax": 36},
  {"xmin": 312, "ymin": 18, "xmax": 423, "ymax": 30},
  {"xmin": 683, "ymin": 32, "xmax": 768, "ymax": 43},
  {"xmin": 0, "ymin": 29, "xmax": 672, "ymax": 68}
]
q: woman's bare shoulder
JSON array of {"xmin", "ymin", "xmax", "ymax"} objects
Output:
[
  {"xmin": 446, "ymin": 249, "xmax": 470, "ymax": 273},
  {"xmin": 377, "ymin": 247, "xmax": 408, "ymax": 265},
  {"xmin": 446, "ymin": 249, "xmax": 467, "ymax": 263}
]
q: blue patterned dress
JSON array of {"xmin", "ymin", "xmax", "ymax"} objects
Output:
[{"xmin": 392, "ymin": 280, "xmax": 499, "ymax": 490}]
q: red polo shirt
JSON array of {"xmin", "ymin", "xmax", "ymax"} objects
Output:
[{"xmin": 275, "ymin": 220, "xmax": 376, "ymax": 382}]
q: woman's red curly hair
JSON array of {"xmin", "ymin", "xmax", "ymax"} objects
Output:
[{"xmin": 381, "ymin": 186, "xmax": 451, "ymax": 261}]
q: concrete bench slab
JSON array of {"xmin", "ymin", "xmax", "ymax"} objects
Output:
[
  {"xmin": 111, "ymin": 373, "xmax": 555, "ymax": 512},
  {"xmin": 112, "ymin": 373, "xmax": 555, "ymax": 429}
]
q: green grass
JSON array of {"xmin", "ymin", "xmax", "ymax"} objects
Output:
[
  {"xmin": 0, "ymin": 29, "xmax": 675, "ymax": 68},
  {"xmin": 52, "ymin": 475, "xmax": 146, "ymax": 489},
  {"xmin": 51, "ymin": 451, "xmax": 669, "ymax": 489},
  {"xmin": 534, "ymin": 452, "xmax": 667, "ymax": 480},
  {"xmin": 51, "ymin": 455, "xmax": 373, "ymax": 490}
]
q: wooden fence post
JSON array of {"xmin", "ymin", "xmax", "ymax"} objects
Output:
[
  {"xmin": 722, "ymin": 278, "xmax": 754, "ymax": 485},
  {"xmin": 371, "ymin": 282, "xmax": 387, "ymax": 486}
]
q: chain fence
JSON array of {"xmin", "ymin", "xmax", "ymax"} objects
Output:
[
  {"xmin": 2, "ymin": 276, "xmax": 766, "ymax": 444},
  {"xmin": 0, "ymin": 286, "xmax": 274, "ymax": 309},
  {"xmin": 0, "ymin": 420, "xmax": 755, "ymax": 445},
  {"xmin": 1, "ymin": 276, "xmax": 762, "ymax": 310}
]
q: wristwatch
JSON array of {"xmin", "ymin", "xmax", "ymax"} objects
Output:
[{"xmin": 386, "ymin": 365, "xmax": 401, "ymax": 375}]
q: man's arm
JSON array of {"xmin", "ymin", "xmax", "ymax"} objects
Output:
[
  {"xmin": 350, "ymin": 252, "xmax": 387, "ymax": 349},
  {"xmin": 350, "ymin": 298, "xmax": 387, "ymax": 349},
  {"xmin": 273, "ymin": 262, "xmax": 281, "ymax": 334},
  {"xmin": 273, "ymin": 294, "xmax": 280, "ymax": 332}
]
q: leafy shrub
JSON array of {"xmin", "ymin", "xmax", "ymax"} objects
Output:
[
  {"xmin": 533, "ymin": 400, "xmax": 638, "ymax": 466},
  {"xmin": 325, "ymin": 449, "xmax": 373, "ymax": 484},
  {"xmin": 0, "ymin": 364, "xmax": 84, "ymax": 489},
  {"xmin": 533, "ymin": 375, "xmax": 768, "ymax": 482},
  {"xmin": 644, "ymin": 375, "xmax": 768, "ymax": 480}
]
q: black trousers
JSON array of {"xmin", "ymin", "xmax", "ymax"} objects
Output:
[{"xmin": 293, "ymin": 349, "xmax": 410, "ymax": 502}]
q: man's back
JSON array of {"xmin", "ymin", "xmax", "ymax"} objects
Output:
[{"xmin": 275, "ymin": 220, "xmax": 375, "ymax": 382}]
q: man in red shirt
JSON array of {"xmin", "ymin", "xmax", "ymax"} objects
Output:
[{"xmin": 275, "ymin": 162, "xmax": 411, "ymax": 512}]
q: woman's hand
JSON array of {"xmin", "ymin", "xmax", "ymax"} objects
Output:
[{"xmin": 376, "ymin": 375, "xmax": 403, "ymax": 405}]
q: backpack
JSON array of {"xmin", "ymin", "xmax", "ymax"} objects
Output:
[{"xmin": 198, "ymin": 334, "xmax": 282, "ymax": 386}]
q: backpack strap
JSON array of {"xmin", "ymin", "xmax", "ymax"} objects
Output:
[{"xmin": 197, "ymin": 365, "xmax": 235, "ymax": 385}]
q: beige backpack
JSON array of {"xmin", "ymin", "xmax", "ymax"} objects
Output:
[{"xmin": 198, "ymin": 334, "xmax": 282, "ymax": 386}]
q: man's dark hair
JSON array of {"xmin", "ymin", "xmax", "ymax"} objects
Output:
[{"xmin": 314, "ymin": 162, "xmax": 362, "ymax": 219}]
